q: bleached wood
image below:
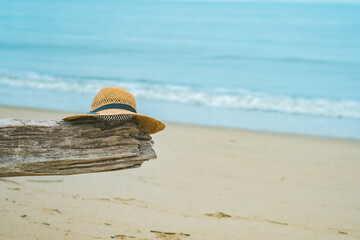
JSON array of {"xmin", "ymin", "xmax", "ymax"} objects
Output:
[{"xmin": 0, "ymin": 118, "xmax": 156, "ymax": 177}]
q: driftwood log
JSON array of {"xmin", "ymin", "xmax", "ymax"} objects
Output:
[{"xmin": 0, "ymin": 118, "xmax": 156, "ymax": 177}]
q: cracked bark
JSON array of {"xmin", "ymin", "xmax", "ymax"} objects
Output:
[{"xmin": 0, "ymin": 118, "xmax": 156, "ymax": 177}]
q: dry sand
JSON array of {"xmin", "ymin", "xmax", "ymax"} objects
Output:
[{"xmin": 0, "ymin": 105, "xmax": 359, "ymax": 240}]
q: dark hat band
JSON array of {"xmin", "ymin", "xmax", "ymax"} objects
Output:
[{"xmin": 88, "ymin": 103, "xmax": 137, "ymax": 114}]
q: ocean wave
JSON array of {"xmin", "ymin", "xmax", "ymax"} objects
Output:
[
  {"xmin": 1, "ymin": 70, "xmax": 360, "ymax": 120},
  {"xmin": 210, "ymin": 54, "xmax": 347, "ymax": 65}
]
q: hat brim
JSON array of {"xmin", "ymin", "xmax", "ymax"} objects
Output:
[{"xmin": 63, "ymin": 109, "xmax": 165, "ymax": 134}]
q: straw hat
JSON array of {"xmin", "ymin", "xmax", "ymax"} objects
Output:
[{"xmin": 63, "ymin": 86, "xmax": 165, "ymax": 134}]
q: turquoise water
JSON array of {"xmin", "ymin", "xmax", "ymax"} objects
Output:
[{"xmin": 0, "ymin": 0, "xmax": 360, "ymax": 138}]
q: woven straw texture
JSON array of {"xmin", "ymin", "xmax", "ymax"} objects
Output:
[
  {"xmin": 90, "ymin": 87, "xmax": 136, "ymax": 111},
  {"xmin": 63, "ymin": 87, "xmax": 165, "ymax": 134}
]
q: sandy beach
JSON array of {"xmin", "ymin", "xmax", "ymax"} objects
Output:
[{"xmin": 0, "ymin": 105, "xmax": 359, "ymax": 240}]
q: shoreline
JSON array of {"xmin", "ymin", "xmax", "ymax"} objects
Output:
[{"xmin": 1, "ymin": 104, "xmax": 358, "ymax": 142}]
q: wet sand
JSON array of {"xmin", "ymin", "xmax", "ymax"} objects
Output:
[{"xmin": 0, "ymin": 105, "xmax": 359, "ymax": 240}]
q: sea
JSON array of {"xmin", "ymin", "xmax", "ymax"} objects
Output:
[{"xmin": 0, "ymin": 0, "xmax": 360, "ymax": 139}]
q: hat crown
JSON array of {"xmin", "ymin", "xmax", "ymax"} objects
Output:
[{"xmin": 90, "ymin": 87, "xmax": 137, "ymax": 112}]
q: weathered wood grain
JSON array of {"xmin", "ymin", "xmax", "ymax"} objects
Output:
[{"xmin": 0, "ymin": 118, "xmax": 156, "ymax": 177}]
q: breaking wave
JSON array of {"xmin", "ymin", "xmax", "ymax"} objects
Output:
[{"xmin": 1, "ymin": 70, "xmax": 360, "ymax": 120}]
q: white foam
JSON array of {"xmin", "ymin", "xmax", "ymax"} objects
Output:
[{"xmin": 1, "ymin": 70, "xmax": 360, "ymax": 120}]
